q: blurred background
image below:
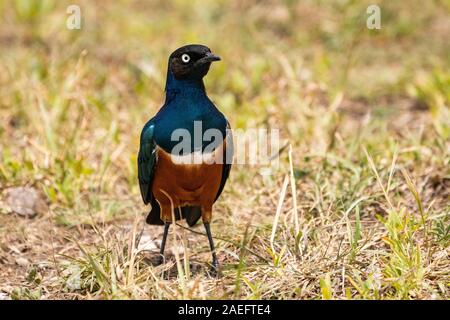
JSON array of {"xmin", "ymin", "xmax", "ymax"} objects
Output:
[{"xmin": 0, "ymin": 0, "xmax": 448, "ymax": 299}]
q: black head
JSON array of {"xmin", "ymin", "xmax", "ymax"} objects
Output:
[{"xmin": 168, "ymin": 44, "xmax": 221, "ymax": 80}]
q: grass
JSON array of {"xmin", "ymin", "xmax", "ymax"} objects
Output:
[{"xmin": 0, "ymin": 0, "xmax": 449, "ymax": 299}]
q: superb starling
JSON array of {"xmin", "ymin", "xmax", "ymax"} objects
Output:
[{"xmin": 138, "ymin": 44, "xmax": 233, "ymax": 272}]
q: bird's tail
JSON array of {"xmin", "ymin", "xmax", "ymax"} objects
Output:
[
  {"xmin": 145, "ymin": 198, "xmax": 197, "ymax": 225},
  {"xmin": 182, "ymin": 206, "xmax": 202, "ymax": 227}
]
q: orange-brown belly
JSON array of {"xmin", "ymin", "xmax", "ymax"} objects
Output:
[{"xmin": 151, "ymin": 144, "xmax": 224, "ymax": 222}]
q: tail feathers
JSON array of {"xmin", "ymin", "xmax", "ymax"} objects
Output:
[
  {"xmin": 183, "ymin": 206, "xmax": 202, "ymax": 227},
  {"xmin": 145, "ymin": 199, "xmax": 195, "ymax": 225}
]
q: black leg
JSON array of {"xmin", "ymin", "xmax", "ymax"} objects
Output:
[
  {"xmin": 204, "ymin": 222, "xmax": 219, "ymax": 273},
  {"xmin": 157, "ymin": 222, "xmax": 170, "ymax": 265}
]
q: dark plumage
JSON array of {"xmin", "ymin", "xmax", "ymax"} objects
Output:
[{"xmin": 137, "ymin": 44, "xmax": 233, "ymax": 272}]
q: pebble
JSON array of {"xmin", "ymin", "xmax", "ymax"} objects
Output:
[{"xmin": 3, "ymin": 186, "xmax": 48, "ymax": 217}]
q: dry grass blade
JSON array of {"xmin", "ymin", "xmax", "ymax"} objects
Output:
[
  {"xmin": 364, "ymin": 147, "xmax": 394, "ymax": 210},
  {"xmin": 288, "ymin": 144, "xmax": 300, "ymax": 235},
  {"xmin": 270, "ymin": 175, "xmax": 289, "ymax": 252}
]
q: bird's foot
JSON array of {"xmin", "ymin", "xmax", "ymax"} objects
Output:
[
  {"xmin": 208, "ymin": 260, "xmax": 220, "ymax": 277},
  {"xmin": 154, "ymin": 254, "xmax": 165, "ymax": 266}
]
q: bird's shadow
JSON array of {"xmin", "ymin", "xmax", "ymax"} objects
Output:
[{"xmin": 142, "ymin": 252, "xmax": 218, "ymax": 279}]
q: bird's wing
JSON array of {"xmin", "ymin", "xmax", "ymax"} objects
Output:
[
  {"xmin": 138, "ymin": 123, "xmax": 157, "ymax": 204},
  {"xmin": 214, "ymin": 121, "xmax": 233, "ymax": 202}
]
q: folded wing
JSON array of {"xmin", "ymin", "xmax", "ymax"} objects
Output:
[{"xmin": 138, "ymin": 123, "xmax": 157, "ymax": 204}]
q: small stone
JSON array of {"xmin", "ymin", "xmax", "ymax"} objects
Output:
[
  {"xmin": 3, "ymin": 186, "xmax": 48, "ymax": 217},
  {"xmin": 15, "ymin": 257, "xmax": 30, "ymax": 267}
]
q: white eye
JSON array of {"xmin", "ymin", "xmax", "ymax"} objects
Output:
[{"xmin": 181, "ymin": 53, "xmax": 190, "ymax": 63}]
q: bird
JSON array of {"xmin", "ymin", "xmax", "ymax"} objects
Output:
[{"xmin": 137, "ymin": 44, "xmax": 233, "ymax": 273}]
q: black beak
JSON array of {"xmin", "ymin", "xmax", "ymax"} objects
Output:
[{"xmin": 202, "ymin": 52, "xmax": 221, "ymax": 63}]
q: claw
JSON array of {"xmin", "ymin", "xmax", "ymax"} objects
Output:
[
  {"xmin": 209, "ymin": 266, "xmax": 220, "ymax": 277},
  {"xmin": 208, "ymin": 259, "xmax": 220, "ymax": 277},
  {"xmin": 155, "ymin": 255, "xmax": 164, "ymax": 266}
]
